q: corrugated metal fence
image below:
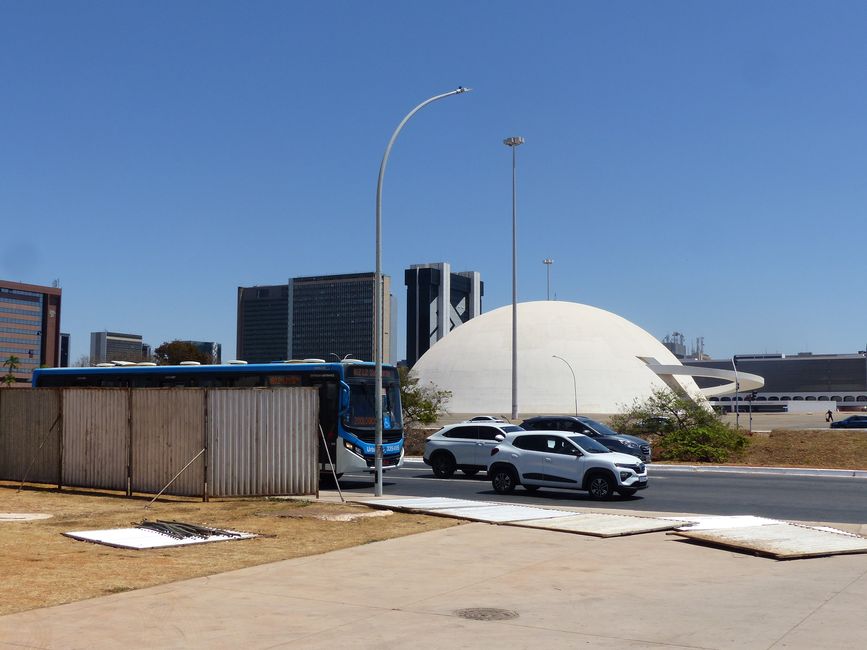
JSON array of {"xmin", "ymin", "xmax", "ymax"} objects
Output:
[{"xmin": 0, "ymin": 387, "xmax": 318, "ymax": 498}]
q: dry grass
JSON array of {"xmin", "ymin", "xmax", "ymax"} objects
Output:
[
  {"xmin": 0, "ymin": 483, "xmax": 458, "ymax": 616},
  {"xmin": 730, "ymin": 429, "xmax": 867, "ymax": 469}
]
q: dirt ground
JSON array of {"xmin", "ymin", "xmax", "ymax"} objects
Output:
[
  {"xmin": 0, "ymin": 483, "xmax": 458, "ymax": 616},
  {"xmin": 730, "ymin": 429, "xmax": 867, "ymax": 469}
]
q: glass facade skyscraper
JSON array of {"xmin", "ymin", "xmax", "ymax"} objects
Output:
[{"xmin": 0, "ymin": 280, "xmax": 62, "ymax": 384}]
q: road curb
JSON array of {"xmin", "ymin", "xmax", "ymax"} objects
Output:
[{"xmin": 402, "ymin": 457, "xmax": 867, "ymax": 478}]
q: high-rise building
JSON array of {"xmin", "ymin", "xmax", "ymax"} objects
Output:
[
  {"xmin": 59, "ymin": 333, "xmax": 70, "ymax": 367},
  {"xmin": 0, "ymin": 280, "xmax": 62, "ymax": 385},
  {"xmin": 179, "ymin": 340, "xmax": 222, "ymax": 364},
  {"xmin": 404, "ymin": 263, "xmax": 483, "ymax": 367},
  {"xmin": 90, "ymin": 331, "xmax": 150, "ymax": 364},
  {"xmin": 236, "ymin": 273, "xmax": 393, "ymax": 364},
  {"xmin": 236, "ymin": 284, "xmax": 290, "ymax": 364}
]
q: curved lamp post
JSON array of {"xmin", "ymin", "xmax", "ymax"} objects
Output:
[
  {"xmin": 374, "ymin": 87, "xmax": 471, "ymax": 496},
  {"xmin": 552, "ymin": 355, "xmax": 578, "ymax": 416},
  {"xmin": 731, "ymin": 355, "xmax": 740, "ymax": 429}
]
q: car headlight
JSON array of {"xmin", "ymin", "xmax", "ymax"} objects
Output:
[{"xmin": 621, "ymin": 441, "xmax": 638, "ymax": 448}]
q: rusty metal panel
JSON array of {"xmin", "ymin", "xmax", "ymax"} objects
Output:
[
  {"xmin": 0, "ymin": 389, "xmax": 61, "ymax": 485},
  {"xmin": 62, "ymin": 389, "xmax": 129, "ymax": 491},
  {"xmin": 207, "ymin": 389, "xmax": 257, "ymax": 496},
  {"xmin": 208, "ymin": 388, "xmax": 318, "ymax": 496},
  {"xmin": 130, "ymin": 389, "xmax": 205, "ymax": 497},
  {"xmin": 258, "ymin": 388, "xmax": 318, "ymax": 495}
]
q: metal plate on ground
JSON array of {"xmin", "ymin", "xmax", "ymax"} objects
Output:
[
  {"xmin": 432, "ymin": 504, "xmax": 577, "ymax": 523},
  {"xmin": 512, "ymin": 513, "xmax": 681, "ymax": 537},
  {"xmin": 668, "ymin": 515, "xmax": 781, "ymax": 530},
  {"xmin": 672, "ymin": 523, "xmax": 867, "ymax": 559},
  {"xmin": 355, "ymin": 497, "xmax": 495, "ymax": 512},
  {"xmin": 1, "ymin": 513, "xmax": 52, "ymax": 522},
  {"xmin": 64, "ymin": 528, "xmax": 257, "ymax": 550}
]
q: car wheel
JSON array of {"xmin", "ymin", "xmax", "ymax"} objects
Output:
[
  {"xmin": 587, "ymin": 474, "xmax": 614, "ymax": 500},
  {"xmin": 617, "ymin": 488, "xmax": 637, "ymax": 498},
  {"xmin": 462, "ymin": 469, "xmax": 479, "ymax": 477},
  {"xmin": 524, "ymin": 485, "xmax": 539, "ymax": 492},
  {"xmin": 431, "ymin": 452, "xmax": 456, "ymax": 478},
  {"xmin": 491, "ymin": 467, "xmax": 517, "ymax": 494}
]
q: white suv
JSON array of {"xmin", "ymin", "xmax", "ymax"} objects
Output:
[
  {"xmin": 487, "ymin": 431, "xmax": 648, "ymax": 499},
  {"xmin": 424, "ymin": 422, "xmax": 525, "ymax": 478}
]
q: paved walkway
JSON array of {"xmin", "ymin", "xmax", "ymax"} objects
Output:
[{"xmin": 2, "ymin": 500, "xmax": 867, "ymax": 649}]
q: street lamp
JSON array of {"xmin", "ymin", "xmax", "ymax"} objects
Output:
[
  {"xmin": 552, "ymin": 355, "xmax": 578, "ymax": 416},
  {"xmin": 731, "ymin": 355, "xmax": 740, "ymax": 429},
  {"xmin": 374, "ymin": 87, "xmax": 472, "ymax": 497},
  {"xmin": 543, "ymin": 258, "xmax": 553, "ymax": 300},
  {"xmin": 504, "ymin": 135, "xmax": 524, "ymax": 420}
]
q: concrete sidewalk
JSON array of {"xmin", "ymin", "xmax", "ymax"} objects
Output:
[{"xmin": 2, "ymin": 505, "xmax": 867, "ymax": 649}]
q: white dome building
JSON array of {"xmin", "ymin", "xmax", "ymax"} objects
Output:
[{"xmin": 412, "ymin": 301, "xmax": 703, "ymax": 416}]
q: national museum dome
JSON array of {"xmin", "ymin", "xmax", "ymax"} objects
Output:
[{"xmin": 412, "ymin": 300, "xmax": 702, "ymax": 416}]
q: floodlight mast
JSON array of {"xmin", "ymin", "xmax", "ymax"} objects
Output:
[{"xmin": 374, "ymin": 87, "xmax": 472, "ymax": 497}]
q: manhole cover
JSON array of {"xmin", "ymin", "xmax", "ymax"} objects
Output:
[{"xmin": 454, "ymin": 607, "xmax": 518, "ymax": 621}]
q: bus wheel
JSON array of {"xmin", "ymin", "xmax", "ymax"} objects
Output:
[{"xmin": 431, "ymin": 452, "xmax": 456, "ymax": 478}]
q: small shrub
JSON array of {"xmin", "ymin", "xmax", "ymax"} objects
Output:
[{"xmin": 658, "ymin": 424, "xmax": 749, "ymax": 463}]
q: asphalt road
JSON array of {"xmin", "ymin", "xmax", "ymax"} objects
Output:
[{"xmin": 338, "ymin": 462, "xmax": 867, "ymax": 524}]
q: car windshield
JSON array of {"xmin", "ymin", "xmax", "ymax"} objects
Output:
[
  {"xmin": 579, "ymin": 417, "xmax": 620, "ymax": 437},
  {"xmin": 501, "ymin": 425, "xmax": 523, "ymax": 432},
  {"xmin": 569, "ymin": 436, "xmax": 612, "ymax": 454}
]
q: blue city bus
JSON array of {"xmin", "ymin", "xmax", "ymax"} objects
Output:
[{"xmin": 32, "ymin": 361, "xmax": 404, "ymax": 477}]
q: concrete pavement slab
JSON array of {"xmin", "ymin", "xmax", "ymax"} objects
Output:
[{"xmin": 3, "ymin": 520, "xmax": 867, "ymax": 649}]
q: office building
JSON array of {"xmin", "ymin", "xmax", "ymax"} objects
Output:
[
  {"xmin": 405, "ymin": 263, "xmax": 483, "ymax": 367},
  {"xmin": 0, "ymin": 279, "xmax": 63, "ymax": 384},
  {"xmin": 179, "ymin": 340, "xmax": 222, "ymax": 364},
  {"xmin": 59, "ymin": 333, "xmax": 70, "ymax": 367},
  {"xmin": 237, "ymin": 273, "xmax": 393, "ymax": 364},
  {"xmin": 689, "ymin": 352, "xmax": 867, "ymax": 407},
  {"xmin": 90, "ymin": 331, "xmax": 150, "ymax": 364},
  {"xmin": 236, "ymin": 284, "xmax": 290, "ymax": 364}
]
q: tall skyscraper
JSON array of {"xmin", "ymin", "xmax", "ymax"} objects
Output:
[
  {"xmin": 405, "ymin": 263, "xmax": 483, "ymax": 367},
  {"xmin": 178, "ymin": 340, "xmax": 222, "ymax": 364},
  {"xmin": 236, "ymin": 284, "xmax": 289, "ymax": 364},
  {"xmin": 90, "ymin": 331, "xmax": 149, "ymax": 364},
  {"xmin": 236, "ymin": 273, "xmax": 393, "ymax": 364},
  {"xmin": 0, "ymin": 279, "xmax": 62, "ymax": 384}
]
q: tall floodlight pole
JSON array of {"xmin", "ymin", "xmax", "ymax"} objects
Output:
[
  {"xmin": 552, "ymin": 355, "xmax": 578, "ymax": 416},
  {"xmin": 374, "ymin": 87, "xmax": 471, "ymax": 497},
  {"xmin": 504, "ymin": 136, "xmax": 524, "ymax": 420},
  {"xmin": 732, "ymin": 355, "xmax": 740, "ymax": 429},
  {"xmin": 543, "ymin": 258, "xmax": 553, "ymax": 300}
]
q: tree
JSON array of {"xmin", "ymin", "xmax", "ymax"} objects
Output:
[
  {"xmin": 153, "ymin": 340, "xmax": 213, "ymax": 366},
  {"xmin": 72, "ymin": 355, "xmax": 92, "ymax": 367},
  {"xmin": 398, "ymin": 367, "xmax": 451, "ymax": 429},
  {"xmin": 2, "ymin": 355, "xmax": 20, "ymax": 386},
  {"xmin": 610, "ymin": 387, "xmax": 748, "ymax": 462}
]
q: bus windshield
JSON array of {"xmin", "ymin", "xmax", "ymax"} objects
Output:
[{"xmin": 345, "ymin": 379, "xmax": 402, "ymax": 430}]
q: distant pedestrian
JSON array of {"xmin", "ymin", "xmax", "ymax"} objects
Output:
[{"xmin": 826, "ymin": 409, "xmax": 834, "ymax": 423}]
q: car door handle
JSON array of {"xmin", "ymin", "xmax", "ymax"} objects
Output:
[{"xmin": 544, "ymin": 457, "xmax": 552, "ymax": 462}]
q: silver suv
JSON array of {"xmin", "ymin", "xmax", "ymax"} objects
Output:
[
  {"xmin": 424, "ymin": 422, "xmax": 524, "ymax": 478},
  {"xmin": 487, "ymin": 431, "xmax": 648, "ymax": 499}
]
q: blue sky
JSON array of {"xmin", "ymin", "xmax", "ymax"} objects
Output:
[{"xmin": 2, "ymin": 1, "xmax": 866, "ymax": 362}]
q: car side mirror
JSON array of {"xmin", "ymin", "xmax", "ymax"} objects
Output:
[{"xmin": 494, "ymin": 434, "xmax": 505, "ymax": 442}]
